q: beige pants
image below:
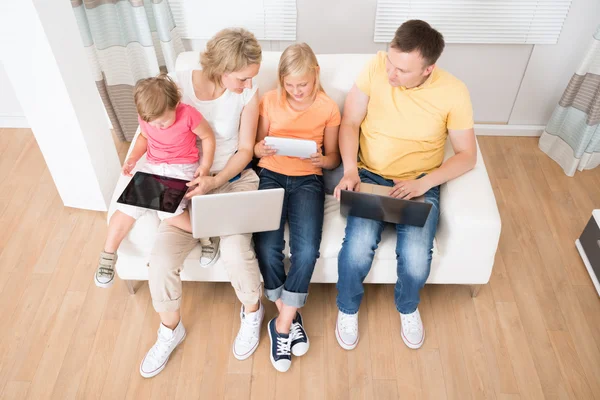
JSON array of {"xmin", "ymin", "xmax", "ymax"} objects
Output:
[{"xmin": 148, "ymin": 169, "xmax": 262, "ymax": 313}]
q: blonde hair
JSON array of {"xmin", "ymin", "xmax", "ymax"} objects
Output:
[
  {"xmin": 200, "ymin": 28, "xmax": 262, "ymax": 85},
  {"xmin": 134, "ymin": 74, "xmax": 181, "ymax": 122},
  {"xmin": 278, "ymin": 43, "xmax": 323, "ymax": 100}
]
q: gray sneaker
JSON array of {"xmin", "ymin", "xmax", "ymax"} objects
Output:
[
  {"xmin": 94, "ymin": 251, "xmax": 117, "ymax": 288},
  {"xmin": 199, "ymin": 237, "xmax": 220, "ymax": 268}
]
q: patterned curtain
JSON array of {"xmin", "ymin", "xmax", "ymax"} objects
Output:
[
  {"xmin": 71, "ymin": 0, "xmax": 185, "ymax": 141},
  {"xmin": 539, "ymin": 25, "xmax": 600, "ymax": 176}
]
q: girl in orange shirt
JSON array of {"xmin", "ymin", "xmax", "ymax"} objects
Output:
[{"xmin": 253, "ymin": 43, "xmax": 341, "ymax": 372}]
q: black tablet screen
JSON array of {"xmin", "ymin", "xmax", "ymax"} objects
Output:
[{"xmin": 117, "ymin": 172, "xmax": 190, "ymax": 213}]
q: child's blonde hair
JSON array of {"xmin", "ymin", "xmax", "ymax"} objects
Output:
[
  {"xmin": 278, "ymin": 43, "xmax": 323, "ymax": 100},
  {"xmin": 134, "ymin": 74, "xmax": 181, "ymax": 122},
  {"xmin": 200, "ymin": 28, "xmax": 262, "ymax": 85}
]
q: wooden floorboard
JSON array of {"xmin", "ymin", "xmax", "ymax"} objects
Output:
[{"xmin": 1, "ymin": 130, "xmax": 599, "ymax": 399}]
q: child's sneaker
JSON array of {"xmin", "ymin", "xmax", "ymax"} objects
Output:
[
  {"xmin": 94, "ymin": 251, "xmax": 117, "ymax": 288},
  {"xmin": 140, "ymin": 320, "xmax": 186, "ymax": 378},
  {"xmin": 290, "ymin": 312, "xmax": 309, "ymax": 356},
  {"xmin": 199, "ymin": 237, "xmax": 220, "ymax": 268},
  {"xmin": 267, "ymin": 318, "xmax": 292, "ymax": 372},
  {"xmin": 335, "ymin": 310, "xmax": 359, "ymax": 350}
]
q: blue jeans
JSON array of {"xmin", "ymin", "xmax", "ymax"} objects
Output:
[
  {"xmin": 254, "ymin": 168, "xmax": 325, "ymax": 308},
  {"xmin": 336, "ymin": 169, "xmax": 440, "ymax": 315}
]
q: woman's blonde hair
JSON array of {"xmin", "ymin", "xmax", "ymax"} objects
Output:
[
  {"xmin": 134, "ymin": 73, "xmax": 181, "ymax": 122},
  {"xmin": 200, "ymin": 28, "xmax": 262, "ymax": 85},
  {"xmin": 278, "ymin": 43, "xmax": 323, "ymax": 100}
]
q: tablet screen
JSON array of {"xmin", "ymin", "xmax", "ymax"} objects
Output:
[{"xmin": 117, "ymin": 172, "xmax": 190, "ymax": 213}]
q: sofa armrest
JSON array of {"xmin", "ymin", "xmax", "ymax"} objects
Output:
[{"xmin": 435, "ymin": 139, "xmax": 501, "ymax": 281}]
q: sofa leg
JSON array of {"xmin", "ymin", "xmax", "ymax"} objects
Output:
[
  {"xmin": 125, "ymin": 280, "xmax": 139, "ymax": 295},
  {"xmin": 470, "ymin": 284, "xmax": 481, "ymax": 298}
]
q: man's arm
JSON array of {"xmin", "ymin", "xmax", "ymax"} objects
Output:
[
  {"xmin": 389, "ymin": 128, "xmax": 477, "ymax": 199},
  {"xmin": 333, "ymin": 84, "xmax": 369, "ymax": 200},
  {"xmin": 422, "ymin": 128, "xmax": 477, "ymax": 187}
]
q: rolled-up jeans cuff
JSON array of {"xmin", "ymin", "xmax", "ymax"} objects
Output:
[
  {"xmin": 280, "ymin": 289, "xmax": 308, "ymax": 308},
  {"xmin": 264, "ymin": 285, "xmax": 284, "ymax": 303}
]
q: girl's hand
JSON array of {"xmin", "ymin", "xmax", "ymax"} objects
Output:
[
  {"xmin": 310, "ymin": 152, "xmax": 325, "ymax": 167},
  {"xmin": 194, "ymin": 165, "xmax": 210, "ymax": 178},
  {"xmin": 254, "ymin": 140, "xmax": 277, "ymax": 158},
  {"xmin": 122, "ymin": 158, "xmax": 136, "ymax": 176}
]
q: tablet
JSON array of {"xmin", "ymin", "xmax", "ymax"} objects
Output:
[
  {"xmin": 117, "ymin": 172, "xmax": 190, "ymax": 213},
  {"xmin": 264, "ymin": 136, "xmax": 317, "ymax": 159}
]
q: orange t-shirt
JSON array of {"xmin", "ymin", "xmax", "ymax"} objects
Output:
[{"xmin": 258, "ymin": 90, "xmax": 341, "ymax": 176}]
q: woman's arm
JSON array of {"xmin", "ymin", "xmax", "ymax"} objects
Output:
[{"xmin": 185, "ymin": 92, "xmax": 260, "ymax": 198}]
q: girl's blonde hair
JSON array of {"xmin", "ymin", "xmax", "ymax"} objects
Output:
[
  {"xmin": 278, "ymin": 43, "xmax": 323, "ymax": 100},
  {"xmin": 134, "ymin": 73, "xmax": 181, "ymax": 122},
  {"xmin": 200, "ymin": 28, "xmax": 262, "ymax": 85}
]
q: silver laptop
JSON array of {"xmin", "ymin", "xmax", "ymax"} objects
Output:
[
  {"xmin": 190, "ymin": 188, "xmax": 284, "ymax": 238},
  {"xmin": 340, "ymin": 183, "xmax": 432, "ymax": 227}
]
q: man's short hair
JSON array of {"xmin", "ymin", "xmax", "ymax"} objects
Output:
[{"xmin": 390, "ymin": 20, "xmax": 445, "ymax": 66}]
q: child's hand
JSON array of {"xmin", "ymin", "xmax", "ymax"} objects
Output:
[
  {"xmin": 122, "ymin": 158, "xmax": 136, "ymax": 176},
  {"xmin": 310, "ymin": 152, "xmax": 325, "ymax": 167},
  {"xmin": 194, "ymin": 165, "xmax": 210, "ymax": 178},
  {"xmin": 255, "ymin": 140, "xmax": 277, "ymax": 158}
]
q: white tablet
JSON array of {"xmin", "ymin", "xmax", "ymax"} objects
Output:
[{"xmin": 264, "ymin": 136, "xmax": 317, "ymax": 159}]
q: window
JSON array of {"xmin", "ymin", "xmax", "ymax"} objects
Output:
[
  {"xmin": 169, "ymin": 0, "xmax": 297, "ymax": 41},
  {"xmin": 374, "ymin": 0, "xmax": 572, "ymax": 44}
]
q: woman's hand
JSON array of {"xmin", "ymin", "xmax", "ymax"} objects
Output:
[
  {"xmin": 122, "ymin": 158, "xmax": 136, "ymax": 176},
  {"xmin": 254, "ymin": 140, "xmax": 277, "ymax": 158},
  {"xmin": 185, "ymin": 175, "xmax": 219, "ymax": 198}
]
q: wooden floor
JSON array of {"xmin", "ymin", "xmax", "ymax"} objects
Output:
[{"xmin": 0, "ymin": 128, "xmax": 600, "ymax": 399}]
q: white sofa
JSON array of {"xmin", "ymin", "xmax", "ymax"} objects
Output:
[{"xmin": 108, "ymin": 51, "xmax": 501, "ymax": 296}]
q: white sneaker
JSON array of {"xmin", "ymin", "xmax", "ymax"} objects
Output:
[
  {"xmin": 199, "ymin": 237, "xmax": 220, "ymax": 268},
  {"xmin": 400, "ymin": 308, "xmax": 425, "ymax": 349},
  {"xmin": 233, "ymin": 301, "xmax": 264, "ymax": 360},
  {"xmin": 140, "ymin": 320, "xmax": 186, "ymax": 378},
  {"xmin": 335, "ymin": 310, "xmax": 359, "ymax": 350},
  {"xmin": 94, "ymin": 251, "xmax": 117, "ymax": 288}
]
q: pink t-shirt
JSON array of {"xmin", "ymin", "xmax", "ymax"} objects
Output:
[{"xmin": 139, "ymin": 103, "xmax": 202, "ymax": 164}]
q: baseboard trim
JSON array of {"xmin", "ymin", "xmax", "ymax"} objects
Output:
[
  {"xmin": 0, "ymin": 115, "xmax": 29, "ymax": 128},
  {"xmin": 475, "ymin": 124, "xmax": 544, "ymax": 137}
]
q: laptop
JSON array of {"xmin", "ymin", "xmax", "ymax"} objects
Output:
[
  {"xmin": 340, "ymin": 183, "xmax": 432, "ymax": 227},
  {"xmin": 190, "ymin": 188, "xmax": 284, "ymax": 238}
]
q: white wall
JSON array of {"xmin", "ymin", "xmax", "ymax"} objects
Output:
[
  {"xmin": 0, "ymin": 61, "xmax": 27, "ymax": 127},
  {"xmin": 1, "ymin": 0, "xmax": 598, "ymax": 130}
]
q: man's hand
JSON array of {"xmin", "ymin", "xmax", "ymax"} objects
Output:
[
  {"xmin": 185, "ymin": 176, "xmax": 219, "ymax": 198},
  {"xmin": 334, "ymin": 170, "xmax": 361, "ymax": 200},
  {"xmin": 389, "ymin": 178, "xmax": 431, "ymax": 200}
]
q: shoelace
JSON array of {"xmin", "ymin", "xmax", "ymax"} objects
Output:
[
  {"xmin": 237, "ymin": 314, "xmax": 261, "ymax": 345},
  {"xmin": 148, "ymin": 331, "xmax": 175, "ymax": 364},
  {"xmin": 401, "ymin": 313, "xmax": 421, "ymax": 334},
  {"xmin": 339, "ymin": 313, "xmax": 358, "ymax": 335},
  {"xmin": 290, "ymin": 322, "xmax": 304, "ymax": 341},
  {"xmin": 276, "ymin": 336, "xmax": 291, "ymax": 356}
]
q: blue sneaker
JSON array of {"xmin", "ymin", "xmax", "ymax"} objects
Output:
[
  {"xmin": 290, "ymin": 312, "xmax": 310, "ymax": 356},
  {"xmin": 268, "ymin": 318, "xmax": 292, "ymax": 372}
]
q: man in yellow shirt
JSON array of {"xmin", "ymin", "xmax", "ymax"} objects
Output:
[{"xmin": 333, "ymin": 20, "xmax": 477, "ymax": 350}]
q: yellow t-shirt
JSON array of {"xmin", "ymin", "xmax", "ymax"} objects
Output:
[
  {"xmin": 356, "ymin": 51, "xmax": 474, "ymax": 180},
  {"xmin": 258, "ymin": 90, "xmax": 341, "ymax": 176}
]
